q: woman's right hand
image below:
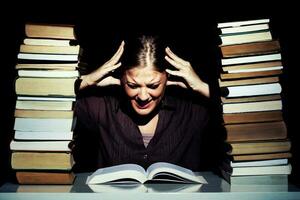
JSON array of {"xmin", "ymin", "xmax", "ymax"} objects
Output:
[{"xmin": 79, "ymin": 41, "xmax": 125, "ymax": 90}]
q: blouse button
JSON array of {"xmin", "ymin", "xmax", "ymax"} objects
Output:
[{"xmin": 143, "ymin": 154, "xmax": 148, "ymax": 160}]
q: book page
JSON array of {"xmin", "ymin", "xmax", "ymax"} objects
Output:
[
  {"xmin": 86, "ymin": 164, "xmax": 148, "ymax": 184},
  {"xmin": 146, "ymin": 162, "xmax": 207, "ymax": 183}
]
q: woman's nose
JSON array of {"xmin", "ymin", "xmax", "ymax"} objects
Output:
[{"xmin": 138, "ymin": 87, "xmax": 150, "ymax": 101}]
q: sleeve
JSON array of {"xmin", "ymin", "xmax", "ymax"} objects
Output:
[{"xmin": 71, "ymin": 97, "xmax": 103, "ymax": 173}]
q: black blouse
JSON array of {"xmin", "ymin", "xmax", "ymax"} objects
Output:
[{"xmin": 72, "ymin": 85, "xmax": 214, "ymax": 172}]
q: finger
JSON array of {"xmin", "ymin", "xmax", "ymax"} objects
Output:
[
  {"xmin": 165, "ymin": 56, "xmax": 184, "ymax": 70},
  {"xmin": 165, "ymin": 47, "xmax": 188, "ymax": 66},
  {"xmin": 107, "ymin": 41, "xmax": 125, "ymax": 64},
  {"xmin": 96, "ymin": 76, "xmax": 121, "ymax": 87},
  {"xmin": 165, "ymin": 68, "xmax": 182, "ymax": 77},
  {"xmin": 167, "ymin": 80, "xmax": 187, "ymax": 88},
  {"xmin": 108, "ymin": 62, "xmax": 122, "ymax": 72}
]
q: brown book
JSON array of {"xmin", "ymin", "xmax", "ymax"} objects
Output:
[
  {"xmin": 220, "ymin": 40, "xmax": 280, "ymax": 58},
  {"xmin": 220, "ymin": 70, "xmax": 282, "ymax": 80},
  {"xmin": 16, "ymin": 100, "xmax": 74, "ymax": 111},
  {"xmin": 25, "ymin": 23, "xmax": 76, "ymax": 39},
  {"xmin": 222, "ymin": 100, "xmax": 282, "ymax": 113},
  {"xmin": 226, "ymin": 121, "xmax": 287, "ymax": 142},
  {"xmin": 219, "ymin": 76, "xmax": 279, "ymax": 87},
  {"xmin": 222, "ymin": 61, "xmax": 282, "ymax": 72},
  {"xmin": 221, "ymin": 95, "xmax": 281, "ymax": 104},
  {"xmin": 232, "ymin": 152, "xmax": 292, "ymax": 161},
  {"xmin": 229, "ymin": 139, "xmax": 291, "ymax": 155},
  {"xmin": 223, "ymin": 111, "xmax": 283, "ymax": 124},
  {"xmin": 12, "ymin": 152, "xmax": 74, "ymax": 170},
  {"xmin": 16, "ymin": 171, "xmax": 75, "ymax": 184},
  {"xmin": 15, "ymin": 77, "xmax": 76, "ymax": 97},
  {"xmin": 14, "ymin": 109, "xmax": 74, "ymax": 118},
  {"xmin": 16, "ymin": 63, "xmax": 77, "ymax": 71},
  {"xmin": 19, "ymin": 44, "xmax": 80, "ymax": 55}
]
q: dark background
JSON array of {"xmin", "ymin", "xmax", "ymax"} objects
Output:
[{"xmin": 1, "ymin": 2, "xmax": 299, "ymax": 185}]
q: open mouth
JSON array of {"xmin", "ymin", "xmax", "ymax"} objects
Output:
[{"xmin": 136, "ymin": 99, "xmax": 152, "ymax": 109}]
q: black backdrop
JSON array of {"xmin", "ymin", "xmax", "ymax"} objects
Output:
[{"xmin": 1, "ymin": 2, "xmax": 299, "ymax": 185}]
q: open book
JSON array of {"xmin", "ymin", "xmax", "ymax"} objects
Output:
[{"xmin": 86, "ymin": 162, "xmax": 207, "ymax": 184}]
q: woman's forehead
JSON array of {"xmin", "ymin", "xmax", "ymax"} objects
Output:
[{"xmin": 125, "ymin": 67, "xmax": 165, "ymax": 83}]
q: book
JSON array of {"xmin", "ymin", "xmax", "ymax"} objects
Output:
[
  {"xmin": 220, "ymin": 69, "xmax": 282, "ymax": 80},
  {"xmin": 10, "ymin": 140, "xmax": 71, "ymax": 152},
  {"xmin": 220, "ymin": 31, "xmax": 272, "ymax": 46},
  {"xmin": 222, "ymin": 100, "xmax": 282, "ymax": 113},
  {"xmin": 219, "ymin": 76, "xmax": 279, "ymax": 87},
  {"xmin": 17, "ymin": 96, "xmax": 76, "ymax": 102},
  {"xmin": 226, "ymin": 66, "xmax": 283, "ymax": 73},
  {"xmin": 15, "ymin": 100, "xmax": 73, "ymax": 111},
  {"xmin": 14, "ymin": 109, "xmax": 74, "ymax": 118},
  {"xmin": 16, "ymin": 171, "xmax": 75, "ymax": 184},
  {"xmin": 19, "ymin": 44, "xmax": 80, "ymax": 55},
  {"xmin": 221, "ymin": 83, "xmax": 282, "ymax": 98},
  {"xmin": 231, "ymin": 159, "xmax": 288, "ymax": 168},
  {"xmin": 221, "ymin": 53, "xmax": 281, "ymax": 66},
  {"xmin": 231, "ymin": 164, "xmax": 292, "ymax": 176},
  {"xmin": 23, "ymin": 38, "xmax": 72, "ymax": 46},
  {"xmin": 17, "ymin": 53, "xmax": 78, "ymax": 61},
  {"xmin": 25, "ymin": 23, "xmax": 76, "ymax": 39},
  {"xmin": 14, "ymin": 118, "xmax": 74, "ymax": 132},
  {"xmin": 221, "ymin": 61, "xmax": 282, "ymax": 72},
  {"xmin": 11, "ymin": 152, "xmax": 74, "ymax": 170},
  {"xmin": 15, "ymin": 77, "xmax": 76, "ymax": 97},
  {"xmin": 86, "ymin": 162, "xmax": 207, "ymax": 184},
  {"xmin": 223, "ymin": 111, "xmax": 283, "ymax": 124},
  {"xmin": 17, "ymin": 69, "xmax": 79, "ymax": 78},
  {"xmin": 220, "ymin": 23, "xmax": 270, "ymax": 35},
  {"xmin": 221, "ymin": 94, "xmax": 281, "ymax": 103},
  {"xmin": 220, "ymin": 40, "xmax": 280, "ymax": 58},
  {"xmin": 14, "ymin": 130, "xmax": 73, "ymax": 140},
  {"xmin": 217, "ymin": 19, "xmax": 270, "ymax": 28},
  {"xmin": 225, "ymin": 121, "xmax": 287, "ymax": 142},
  {"xmin": 16, "ymin": 63, "xmax": 78, "ymax": 70},
  {"xmin": 229, "ymin": 140, "xmax": 291, "ymax": 155},
  {"xmin": 232, "ymin": 152, "xmax": 292, "ymax": 161}
]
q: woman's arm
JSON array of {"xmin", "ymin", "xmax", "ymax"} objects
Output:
[
  {"xmin": 79, "ymin": 41, "xmax": 124, "ymax": 90},
  {"xmin": 164, "ymin": 47, "xmax": 210, "ymax": 98}
]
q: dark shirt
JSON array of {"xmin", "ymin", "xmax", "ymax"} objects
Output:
[{"xmin": 72, "ymin": 86, "xmax": 211, "ymax": 172}]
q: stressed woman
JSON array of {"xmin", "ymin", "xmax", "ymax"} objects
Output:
[{"xmin": 73, "ymin": 36, "xmax": 213, "ymax": 172}]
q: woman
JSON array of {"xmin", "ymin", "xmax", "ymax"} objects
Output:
[{"xmin": 73, "ymin": 35, "xmax": 217, "ymax": 172}]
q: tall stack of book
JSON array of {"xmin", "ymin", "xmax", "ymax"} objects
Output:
[
  {"xmin": 217, "ymin": 19, "xmax": 292, "ymax": 181},
  {"xmin": 10, "ymin": 23, "xmax": 80, "ymax": 184}
]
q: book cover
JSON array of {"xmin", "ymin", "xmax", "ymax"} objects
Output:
[
  {"xmin": 11, "ymin": 152, "xmax": 74, "ymax": 170},
  {"xmin": 16, "ymin": 171, "xmax": 75, "ymax": 184},
  {"xmin": 225, "ymin": 121, "xmax": 287, "ymax": 142},
  {"xmin": 220, "ymin": 40, "xmax": 280, "ymax": 58},
  {"xmin": 25, "ymin": 23, "xmax": 76, "ymax": 39},
  {"xmin": 10, "ymin": 140, "xmax": 72, "ymax": 152},
  {"xmin": 15, "ymin": 77, "xmax": 76, "ymax": 97},
  {"xmin": 229, "ymin": 140, "xmax": 291, "ymax": 155}
]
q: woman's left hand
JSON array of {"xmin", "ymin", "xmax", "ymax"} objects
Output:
[{"xmin": 165, "ymin": 47, "xmax": 210, "ymax": 98}]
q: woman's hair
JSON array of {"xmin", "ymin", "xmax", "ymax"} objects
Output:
[{"xmin": 120, "ymin": 35, "xmax": 166, "ymax": 73}]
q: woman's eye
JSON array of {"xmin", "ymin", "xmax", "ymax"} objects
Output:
[
  {"xmin": 127, "ymin": 84, "xmax": 139, "ymax": 89},
  {"xmin": 147, "ymin": 84, "xmax": 159, "ymax": 89}
]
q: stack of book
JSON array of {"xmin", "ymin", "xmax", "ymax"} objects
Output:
[
  {"xmin": 217, "ymin": 19, "xmax": 292, "ymax": 180},
  {"xmin": 10, "ymin": 23, "xmax": 80, "ymax": 184}
]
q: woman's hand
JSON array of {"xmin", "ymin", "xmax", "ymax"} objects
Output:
[
  {"xmin": 164, "ymin": 47, "xmax": 210, "ymax": 98},
  {"xmin": 79, "ymin": 41, "xmax": 125, "ymax": 90}
]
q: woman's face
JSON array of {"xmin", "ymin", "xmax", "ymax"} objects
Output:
[{"xmin": 123, "ymin": 66, "xmax": 167, "ymax": 116}]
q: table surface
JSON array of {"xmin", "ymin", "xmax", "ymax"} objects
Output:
[{"xmin": 1, "ymin": 172, "xmax": 300, "ymax": 200}]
